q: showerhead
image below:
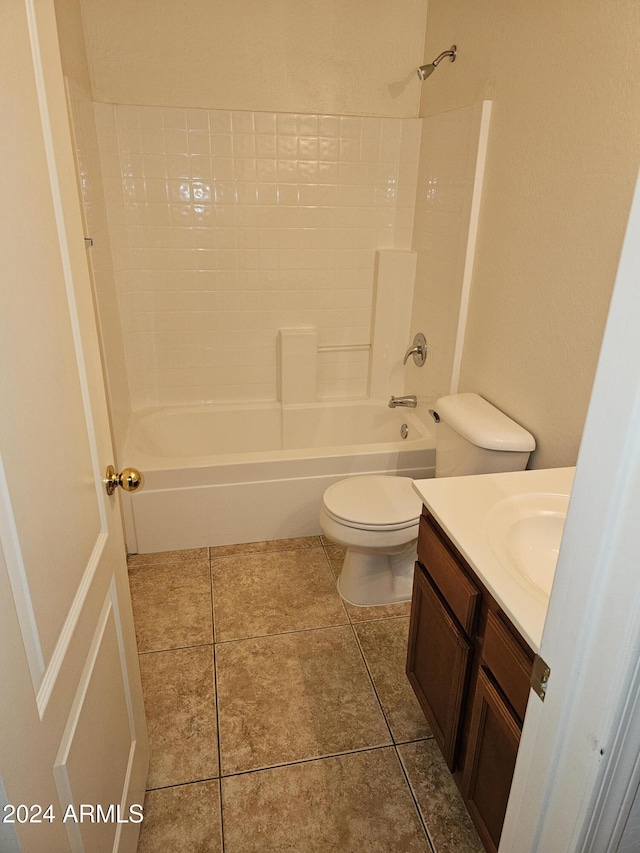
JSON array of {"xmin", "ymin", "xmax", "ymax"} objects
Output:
[
  {"xmin": 417, "ymin": 45, "xmax": 457, "ymax": 81},
  {"xmin": 417, "ymin": 63, "xmax": 436, "ymax": 81}
]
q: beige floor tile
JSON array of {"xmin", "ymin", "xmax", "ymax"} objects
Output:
[
  {"xmin": 345, "ymin": 598, "xmax": 413, "ymax": 622},
  {"xmin": 355, "ymin": 617, "xmax": 431, "ymax": 743},
  {"xmin": 212, "ymin": 547, "xmax": 347, "ymax": 641},
  {"xmin": 221, "ymin": 748, "xmax": 431, "ymax": 853},
  {"xmin": 216, "ymin": 626, "xmax": 391, "ymax": 774},
  {"xmin": 398, "ymin": 739, "xmax": 484, "ymax": 853},
  {"xmin": 137, "ymin": 780, "xmax": 222, "ymax": 853},
  {"xmin": 323, "ymin": 543, "xmax": 346, "ymax": 577},
  {"xmin": 140, "ymin": 646, "xmax": 218, "ymax": 789},
  {"xmin": 209, "ymin": 535, "xmax": 321, "ymax": 558},
  {"xmin": 129, "ymin": 561, "xmax": 212, "ymax": 652},
  {"xmin": 128, "ymin": 548, "xmax": 209, "ymax": 567}
]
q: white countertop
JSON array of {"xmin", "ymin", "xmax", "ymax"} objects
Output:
[{"xmin": 412, "ymin": 467, "xmax": 575, "ymax": 652}]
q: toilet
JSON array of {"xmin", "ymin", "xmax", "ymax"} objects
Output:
[{"xmin": 320, "ymin": 393, "xmax": 536, "ymax": 606}]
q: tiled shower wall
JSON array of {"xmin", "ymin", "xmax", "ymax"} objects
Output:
[{"xmin": 93, "ymin": 104, "xmax": 421, "ymax": 409}]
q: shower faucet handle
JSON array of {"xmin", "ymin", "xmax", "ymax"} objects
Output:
[{"xmin": 403, "ymin": 333, "xmax": 428, "ymax": 367}]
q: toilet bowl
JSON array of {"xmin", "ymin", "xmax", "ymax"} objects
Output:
[
  {"xmin": 320, "ymin": 393, "xmax": 536, "ymax": 607},
  {"xmin": 320, "ymin": 475, "xmax": 422, "ymax": 606}
]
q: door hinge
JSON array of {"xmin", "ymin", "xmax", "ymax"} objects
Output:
[
  {"xmin": 531, "ymin": 654, "xmax": 551, "ymax": 702},
  {"xmin": 84, "ymin": 236, "xmax": 94, "ymax": 248}
]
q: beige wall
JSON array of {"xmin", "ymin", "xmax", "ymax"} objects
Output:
[
  {"xmin": 78, "ymin": 0, "xmax": 427, "ymax": 118},
  {"xmin": 68, "ymin": 88, "xmax": 131, "ymax": 459},
  {"xmin": 54, "ymin": 0, "xmax": 132, "ymax": 458},
  {"xmin": 408, "ymin": 103, "xmax": 489, "ymax": 412},
  {"xmin": 420, "ymin": 1, "xmax": 640, "ymax": 467},
  {"xmin": 53, "ymin": 0, "xmax": 91, "ymax": 95}
]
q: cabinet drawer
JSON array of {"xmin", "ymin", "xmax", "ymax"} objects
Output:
[
  {"xmin": 482, "ymin": 611, "xmax": 533, "ymax": 723},
  {"xmin": 417, "ymin": 516, "xmax": 480, "ymax": 635}
]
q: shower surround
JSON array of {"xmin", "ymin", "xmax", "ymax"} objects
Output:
[
  {"xmin": 93, "ymin": 102, "xmax": 421, "ymax": 410},
  {"xmin": 69, "ymin": 88, "xmax": 490, "ymax": 550}
]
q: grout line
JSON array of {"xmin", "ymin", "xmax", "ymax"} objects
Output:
[
  {"xmin": 395, "ymin": 744, "xmax": 437, "ymax": 853},
  {"xmin": 214, "ymin": 620, "xmax": 353, "ymax": 646},
  {"xmin": 145, "ymin": 775, "xmax": 221, "ymax": 793},
  {"xmin": 208, "ymin": 537, "xmax": 324, "ymax": 561},
  {"xmin": 348, "ymin": 612, "xmax": 413, "ymax": 625},
  {"xmin": 127, "ymin": 557, "xmax": 210, "ymax": 570},
  {"xmin": 346, "ymin": 599, "xmax": 435, "ymax": 850},
  {"xmin": 130, "ymin": 539, "xmax": 324, "ymax": 569},
  {"xmin": 319, "ymin": 539, "xmax": 350, "ymax": 619},
  {"xmin": 209, "ymin": 554, "xmax": 226, "ymax": 853},
  {"xmin": 349, "ymin": 620, "xmax": 395, "ymax": 745},
  {"xmin": 394, "ymin": 734, "xmax": 435, "ymax": 746},
  {"xmin": 137, "ymin": 641, "xmax": 214, "ymax": 655},
  {"xmin": 143, "ymin": 738, "xmax": 435, "ymax": 790},
  {"xmin": 218, "ymin": 778, "xmax": 226, "ymax": 853},
  {"xmin": 218, "ymin": 742, "xmax": 396, "ymax": 780},
  {"xmin": 319, "ymin": 538, "xmax": 337, "ymax": 566},
  {"xmin": 210, "ymin": 554, "xmax": 218, "ymax": 646}
]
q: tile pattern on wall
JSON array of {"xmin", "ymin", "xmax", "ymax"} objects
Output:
[
  {"xmin": 130, "ymin": 538, "xmax": 484, "ymax": 852},
  {"xmin": 93, "ymin": 105, "xmax": 421, "ymax": 408}
]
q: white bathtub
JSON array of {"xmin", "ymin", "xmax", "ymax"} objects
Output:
[{"xmin": 121, "ymin": 400, "xmax": 435, "ymax": 553}]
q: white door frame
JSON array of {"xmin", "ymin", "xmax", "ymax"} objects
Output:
[{"xmin": 501, "ymin": 169, "xmax": 640, "ymax": 851}]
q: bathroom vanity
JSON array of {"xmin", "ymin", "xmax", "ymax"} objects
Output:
[{"xmin": 409, "ymin": 468, "xmax": 574, "ymax": 853}]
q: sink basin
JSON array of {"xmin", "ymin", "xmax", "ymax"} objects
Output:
[{"xmin": 486, "ymin": 493, "xmax": 569, "ymax": 600}]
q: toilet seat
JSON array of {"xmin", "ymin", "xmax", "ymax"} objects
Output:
[{"xmin": 322, "ymin": 475, "xmax": 421, "ymax": 531}]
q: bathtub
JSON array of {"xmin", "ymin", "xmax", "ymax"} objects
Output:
[{"xmin": 121, "ymin": 400, "xmax": 435, "ymax": 553}]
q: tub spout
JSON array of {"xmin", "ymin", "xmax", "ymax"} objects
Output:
[{"xmin": 389, "ymin": 395, "xmax": 417, "ymax": 408}]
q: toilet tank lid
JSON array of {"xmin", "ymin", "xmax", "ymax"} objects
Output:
[{"xmin": 435, "ymin": 393, "xmax": 536, "ymax": 452}]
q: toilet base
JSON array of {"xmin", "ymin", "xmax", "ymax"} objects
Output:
[{"xmin": 337, "ymin": 544, "xmax": 417, "ymax": 607}]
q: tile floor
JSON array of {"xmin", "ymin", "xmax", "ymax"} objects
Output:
[{"xmin": 128, "ymin": 536, "xmax": 484, "ymax": 853}]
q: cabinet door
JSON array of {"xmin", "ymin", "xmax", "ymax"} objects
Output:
[
  {"xmin": 462, "ymin": 667, "xmax": 521, "ymax": 853},
  {"xmin": 406, "ymin": 562, "xmax": 472, "ymax": 769}
]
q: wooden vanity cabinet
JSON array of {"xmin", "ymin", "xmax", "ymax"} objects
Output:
[
  {"xmin": 463, "ymin": 667, "xmax": 521, "ymax": 852},
  {"xmin": 407, "ymin": 511, "xmax": 535, "ymax": 853},
  {"xmin": 406, "ymin": 517, "xmax": 480, "ymax": 769},
  {"xmin": 406, "ymin": 560, "xmax": 473, "ymax": 769}
]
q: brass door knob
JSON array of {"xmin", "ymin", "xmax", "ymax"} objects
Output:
[{"xmin": 104, "ymin": 465, "xmax": 143, "ymax": 496}]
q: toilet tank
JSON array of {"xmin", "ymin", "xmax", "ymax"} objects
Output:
[{"xmin": 434, "ymin": 393, "xmax": 535, "ymax": 478}]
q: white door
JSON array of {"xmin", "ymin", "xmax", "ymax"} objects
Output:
[
  {"xmin": 499, "ymin": 173, "xmax": 640, "ymax": 850},
  {"xmin": 0, "ymin": 1, "xmax": 148, "ymax": 852}
]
